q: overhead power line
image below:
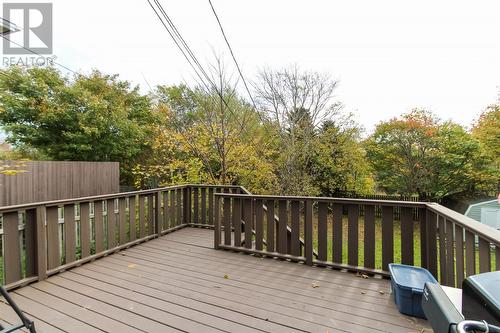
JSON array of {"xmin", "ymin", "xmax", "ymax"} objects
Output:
[
  {"xmin": 0, "ymin": 35, "xmax": 79, "ymax": 75},
  {"xmin": 207, "ymin": 0, "xmax": 258, "ymax": 111}
]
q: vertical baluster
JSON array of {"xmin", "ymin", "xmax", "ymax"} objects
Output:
[
  {"xmin": 94, "ymin": 201, "xmax": 104, "ymax": 253},
  {"xmin": 148, "ymin": 194, "xmax": 154, "ymax": 235},
  {"xmin": 318, "ymin": 202, "xmax": 328, "ymax": 261},
  {"xmin": 382, "ymin": 206, "xmax": 394, "ymax": 271},
  {"xmin": 170, "ymin": 190, "xmax": 176, "ymax": 227},
  {"xmin": 304, "ymin": 200, "xmax": 313, "ymax": 266},
  {"xmin": 278, "ymin": 200, "xmax": 288, "ymax": 254},
  {"xmin": 438, "ymin": 216, "xmax": 447, "ymax": 284},
  {"xmin": 162, "ymin": 191, "xmax": 169, "ymax": 230},
  {"xmin": 107, "ymin": 199, "xmax": 116, "ymax": 248},
  {"xmin": 244, "ymin": 198, "xmax": 253, "ymax": 249},
  {"xmin": 36, "ymin": 206, "xmax": 47, "ymax": 281},
  {"xmin": 233, "ymin": 198, "xmax": 242, "ymax": 247},
  {"xmin": 155, "ymin": 192, "xmax": 162, "ymax": 236},
  {"xmin": 46, "ymin": 206, "xmax": 60, "ymax": 269},
  {"xmin": 64, "ymin": 204, "xmax": 76, "ymax": 264},
  {"xmin": 419, "ymin": 208, "xmax": 428, "ymax": 268},
  {"xmin": 3, "ymin": 212, "xmax": 21, "ymax": 284},
  {"xmin": 290, "ymin": 201, "xmax": 300, "ymax": 256},
  {"xmin": 214, "ymin": 194, "xmax": 220, "ymax": 249},
  {"xmin": 129, "ymin": 196, "xmax": 136, "ymax": 241},
  {"xmin": 80, "ymin": 202, "xmax": 90, "ymax": 258},
  {"xmin": 348, "ymin": 204, "xmax": 359, "ymax": 267},
  {"xmin": 201, "ymin": 187, "xmax": 207, "ymax": 225},
  {"xmin": 176, "ymin": 188, "xmax": 182, "ymax": 225},
  {"xmin": 479, "ymin": 238, "xmax": 491, "ymax": 273},
  {"xmin": 24, "ymin": 209, "xmax": 37, "ymax": 277},
  {"xmin": 445, "ymin": 219, "xmax": 455, "ymax": 286},
  {"xmin": 266, "ymin": 200, "xmax": 275, "ymax": 252},
  {"xmin": 400, "ymin": 207, "xmax": 414, "ymax": 266},
  {"xmin": 364, "ymin": 205, "xmax": 375, "ymax": 269},
  {"xmin": 139, "ymin": 195, "xmax": 146, "ymax": 238},
  {"xmin": 224, "ymin": 197, "xmax": 231, "ymax": 246},
  {"xmin": 193, "ymin": 187, "xmax": 199, "ymax": 225},
  {"xmin": 465, "ymin": 230, "xmax": 476, "ymax": 277},
  {"xmin": 496, "ymin": 246, "xmax": 500, "ymax": 271},
  {"xmin": 332, "ymin": 203, "xmax": 343, "ymax": 263},
  {"xmin": 455, "ymin": 224, "xmax": 465, "ymax": 287},
  {"xmin": 119, "ymin": 198, "xmax": 127, "ymax": 244},
  {"xmin": 255, "ymin": 199, "xmax": 264, "ymax": 251},
  {"xmin": 426, "ymin": 210, "xmax": 438, "ymax": 278},
  {"xmin": 208, "ymin": 188, "xmax": 214, "ymax": 226}
]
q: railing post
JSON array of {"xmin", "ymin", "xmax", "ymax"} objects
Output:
[
  {"xmin": 304, "ymin": 199, "xmax": 313, "ymax": 266},
  {"xmin": 155, "ymin": 191, "xmax": 162, "ymax": 236},
  {"xmin": 183, "ymin": 186, "xmax": 191, "ymax": 224},
  {"xmin": 36, "ymin": 206, "xmax": 47, "ymax": 281},
  {"xmin": 426, "ymin": 209, "xmax": 438, "ymax": 278},
  {"xmin": 214, "ymin": 194, "xmax": 220, "ymax": 249}
]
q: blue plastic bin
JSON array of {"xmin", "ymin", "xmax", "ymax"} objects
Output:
[{"xmin": 388, "ymin": 263, "xmax": 438, "ymax": 318}]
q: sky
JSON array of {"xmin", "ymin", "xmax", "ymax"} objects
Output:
[{"xmin": 2, "ymin": 0, "xmax": 500, "ymax": 134}]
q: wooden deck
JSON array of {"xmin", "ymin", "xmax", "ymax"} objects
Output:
[{"xmin": 0, "ymin": 227, "xmax": 431, "ymax": 333}]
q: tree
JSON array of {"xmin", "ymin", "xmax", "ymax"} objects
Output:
[
  {"xmin": 365, "ymin": 109, "xmax": 493, "ymax": 198},
  {"xmin": 472, "ymin": 104, "xmax": 500, "ymax": 193},
  {"xmin": 0, "ymin": 66, "xmax": 157, "ymax": 184},
  {"xmin": 134, "ymin": 60, "xmax": 277, "ymax": 193},
  {"xmin": 255, "ymin": 66, "xmax": 339, "ymax": 195}
]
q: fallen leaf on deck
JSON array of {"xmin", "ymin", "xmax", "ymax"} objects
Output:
[
  {"xmin": 360, "ymin": 291, "xmax": 366, "ymax": 294},
  {"xmin": 361, "ymin": 274, "xmax": 369, "ymax": 279},
  {"xmin": 312, "ymin": 282, "xmax": 320, "ymax": 288},
  {"xmin": 223, "ymin": 274, "xmax": 229, "ymax": 279},
  {"xmin": 127, "ymin": 263, "xmax": 137, "ymax": 268},
  {"xmin": 379, "ymin": 290, "xmax": 385, "ymax": 295}
]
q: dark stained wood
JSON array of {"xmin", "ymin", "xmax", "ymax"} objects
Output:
[
  {"xmin": 119, "ymin": 198, "xmax": 127, "ymax": 244},
  {"xmin": 426, "ymin": 210, "xmax": 438, "ymax": 278},
  {"xmin": 170, "ymin": 190, "xmax": 176, "ymax": 227},
  {"xmin": 223, "ymin": 197, "xmax": 231, "ymax": 246},
  {"xmin": 94, "ymin": 201, "xmax": 104, "ymax": 253},
  {"xmin": 400, "ymin": 207, "xmax": 413, "ymax": 266},
  {"xmin": 445, "ymin": 219, "xmax": 455, "ymax": 287},
  {"xmin": 24, "ymin": 209, "xmax": 37, "ymax": 277},
  {"xmin": 232, "ymin": 198, "xmax": 242, "ymax": 247},
  {"xmin": 193, "ymin": 187, "xmax": 199, "ymax": 225},
  {"xmin": 266, "ymin": 200, "xmax": 275, "ymax": 252},
  {"xmin": 465, "ymin": 230, "xmax": 476, "ymax": 277},
  {"xmin": 497, "ymin": 246, "xmax": 500, "ymax": 271},
  {"xmin": 278, "ymin": 200, "xmax": 288, "ymax": 254},
  {"xmin": 304, "ymin": 200, "xmax": 313, "ymax": 266},
  {"xmin": 438, "ymin": 216, "xmax": 447, "ymax": 285},
  {"xmin": 455, "ymin": 224, "xmax": 465, "ymax": 287},
  {"xmin": 0, "ymin": 227, "xmax": 431, "ymax": 333},
  {"xmin": 36, "ymin": 206, "xmax": 47, "ymax": 280},
  {"xmin": 243, "ymin": 198, "xmax": 253, "ymax": 249},
  {"xmin": 479, "ymin": 238, "xmax": 491, "ymax": 273},
  {"xmin": 148, "ymin": 195, "xmax": 155, "ymax": 235},
  {"xmin": 332, "ymin": 203, "xmax": 343, "ymax": 263},
  {"xmin": 129, "ymin": 196, "xmax": 136, "ymax": 241},
  {"xmin": 139, "ymin": 195, "xmax": 146, "ymax": 238},
  {"xmin": 419, "ymin": 208, "xmax": 428, "ymax": 268},
  {"xmin": 318, "ymin": 202, "xmax": 328, "ymax": 261},
  {"xmin": 163, "ymin": 191, "xmax": 169, "ymax": 230},
  {"xmin": 255, "ymin": 199, "xmax": 264, "ymax": 251},
  {"xmin": 214, "ymin": 195, "xmax": 220, "ymax": 249},
  {"xmin": 363, "ymin": 205, "xmax": 375, "ymax": 269},
  {"xmin": 46, "ymin": 206, "xmax": 60, "ymax": 270},
  {"xmin": 201, "ymin": 187, "xmax": 207, "ymax": 225},
  {"xmin": 381, "ymin": 206, "xmax": 394, "ymax": 271},
  {"xmin": 347, "ymin": 204, "xmax": 359, "ymax": 267},
  {"xmin": 290, "ymin": 201, "xmax": 300, "ymax": 256},
  {"xmin": 155, "ymin": 192, "xmax": 162, "ymax": 236},
  {"xmin": 107, "ymin": 199, "xmax": 116, "ymax": 249},
  {"xmin": 80, "ymin": 202, "xmax": 91, "ymax": 258},
  {"xmin": 64, "ymin": 204, "xmax": 76, "ymax": 264},
  {"xmin": 176, "ymin": 188, "xmax": 182, "ymax": 225},
  {"xmin": 208, "ymin": 188, "xmax": 214, "ymax": 226},
  {"xmin": 3, "ymin": 212, "xmax": 21, "ymax": 284}
]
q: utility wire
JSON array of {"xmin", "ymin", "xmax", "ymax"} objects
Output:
[
  {"xmin": 207, "ymin": 0, "xmax": 258, "ymax": 112},
  {"xmin": 0, "ymin": 35, "xmax": 79, "ymax": 75}
]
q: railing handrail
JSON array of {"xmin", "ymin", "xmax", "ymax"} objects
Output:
[
  {"xmin": 214, "ymin": 192, "xmax": 429, "ymax": 208},
  {"xmin": 427, "ymin": 202, "xmax": 500, "ymax": 246}
]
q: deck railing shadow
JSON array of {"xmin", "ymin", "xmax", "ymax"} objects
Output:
[{"xmin": 0, "ymin": 184, "xmax": 499, "ymax": 290}]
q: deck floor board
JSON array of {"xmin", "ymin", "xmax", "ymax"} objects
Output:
[{"xmin": 0, "ymin": 227, "xmax": 432, "ymax": 333}]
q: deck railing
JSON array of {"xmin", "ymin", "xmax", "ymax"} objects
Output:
[
  {"xmin": 0, "ymin": 184, "xmax": 238, "ymax": 290},
  {"xmin": 1, "ymin": 184, "xmax": 499, "ymax": 290},
  {"xmin": 214, "ymin": 192, "xmax": 500, "ymax": 287}
]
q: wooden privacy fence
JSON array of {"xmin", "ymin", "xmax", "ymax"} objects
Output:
[
  {"xmin": 214, "ymin": 192, "xmax": 500, "ymax": 288},
  {"xmin": 0, "ymin": 161, "xmax": 120, "ymax": 206},
  {"xmin": 0, "ymin": 184, "xmax": 238, "ymax": 289}
]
